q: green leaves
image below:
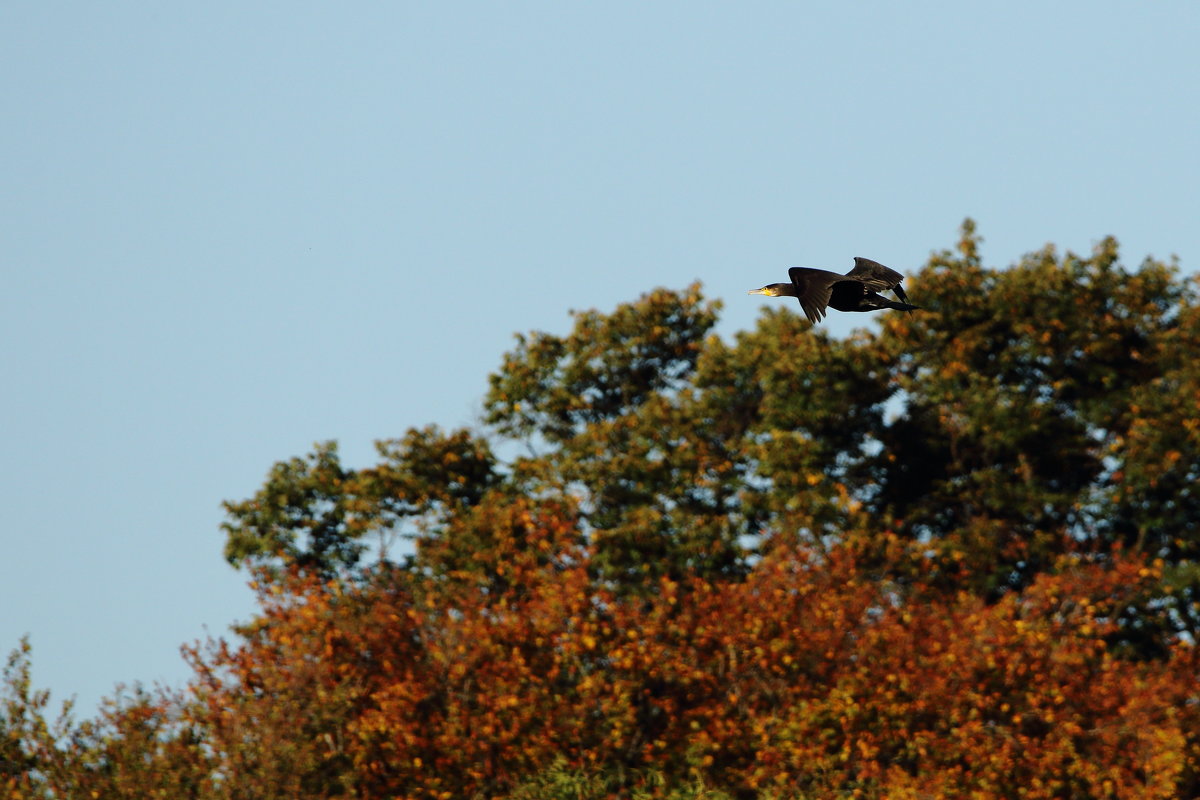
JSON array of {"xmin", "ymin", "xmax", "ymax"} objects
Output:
[
  {"xmin": 485, "ymin": 285, "xmax": 740, "ymax": 589},
  {"xmin": 222, "ymin": 427, "xmax": 498, "ymax": 578},
  {"xmin": 867, "ymin": 223, "xmax": 1198, "ymax": 601},
  {"xmin": 221, "ymin": 441, "xmax": 360, "ymax": 576},
  {"xmin": 485, "ymin": 284, "xmax": 720, "ymax": 441}
]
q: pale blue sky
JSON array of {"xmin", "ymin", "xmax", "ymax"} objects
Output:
[{"xmin": 3, "ymin": 3, "xmax": 1197, "ymax": 716}]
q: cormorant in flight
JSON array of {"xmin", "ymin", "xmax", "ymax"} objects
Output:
[{"xmin": 748, "ymin": 257, "xmax": 918, "ymax": 325}]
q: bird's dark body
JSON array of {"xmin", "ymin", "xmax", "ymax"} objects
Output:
[
  {"xmin": 749, "ymin": 257, "xmax": 918, "ymax": 324},
  {"xmin": 827, "ymin": 279, "xmax": 878, "ymax": 311}
]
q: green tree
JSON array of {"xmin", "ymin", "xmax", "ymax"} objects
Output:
[
  {"xmin": 868, "ymin": 223, "xmax": 1199, "ymax": 624},
  {"xmin": 220, "ymin": 220, "xmax": 1199, "ymax": 636},
  {"xmin": 222, "ymin": 426, "xmax": 498, "ymax": 578},
  {"xmin": 484, "ymin": 285, "xmax": 751, "ymax": 587}
]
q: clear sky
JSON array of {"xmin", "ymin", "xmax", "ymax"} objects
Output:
[{"xmin": 3, "ymin": 2, "xmax": 1198, "ymax": 717}]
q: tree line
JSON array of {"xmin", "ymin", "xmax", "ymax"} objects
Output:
[{"xmin": 4, "ymin": 221, "xmax": 1199, "ymax": 798}]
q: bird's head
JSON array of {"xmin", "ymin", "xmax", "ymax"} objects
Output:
[{"xmin": 747, "ymin": 283, "xmax": 793, "ymax": 298}]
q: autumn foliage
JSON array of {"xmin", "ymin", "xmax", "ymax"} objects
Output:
[{"xmin": 4, "ymin": 222, "xmax": 1200, "ymax": 799}]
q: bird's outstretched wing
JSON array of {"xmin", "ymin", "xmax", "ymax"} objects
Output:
[
  {"xmin": 847, "ymin": 257, "xmax": 909, "ymax": 304},
  {"xmin": 846, "ymin": 257, "xmax": 903, "ymax": 289},
  {"xmin": 788, "ymin": 267, "xmax": 839, "ymax": 324}
]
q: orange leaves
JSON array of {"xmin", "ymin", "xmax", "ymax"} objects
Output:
[{"xmin": 154, "ymin": 521, "xmax": 1199, "ymax": 798}]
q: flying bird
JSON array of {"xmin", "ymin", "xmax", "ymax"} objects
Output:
[{"xmin": 748, "ymin": 257, "xmax": 918, "ymax": 325}]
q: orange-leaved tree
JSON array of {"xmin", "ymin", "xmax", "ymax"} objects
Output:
[{"xmin": 126, "ymin": 533, "xmax": 1200, "ymax": 798}]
